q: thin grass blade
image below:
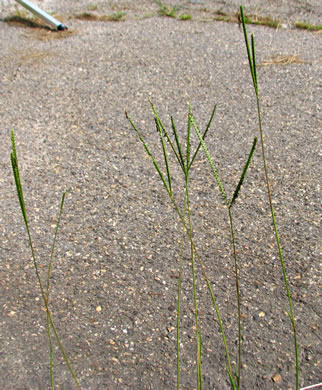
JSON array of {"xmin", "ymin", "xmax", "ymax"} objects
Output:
[
  {"xmin": 155, "ymin": 117, "xmax": 172, "ymax": 194},
  {"xmin": 189, "ymin": 104, "xmax": 217, "ymax": 170},
  {"xmin": 150, "ymin": 101, "xmax": 184, "ymax": 172},
  {"xmin": 171, "ymin": 115, "xmax": 185, "ymax": 172},
  {"xmin": 47, "ymin": 192, "xmax": 66, "ymax": 295},
  {"xmin": 47, "ymin": 191, "xmax": 66, "ymax": 389},
  {"xmin": 240, "ymin": 6, "xmax": 256, "ymax": 91},
  {"xmin": 11, "ymin": 131, "xmax": 28, "ymax": 226},
  {"xmin": 190, "ymin": 115, "xmax": 228, "ymax": 204},
  {"xmin": 186, "ymin": 107, "xmax": 191, "ymax": 173},
  {"xmin": 251, "ymin": 34, "xmax": 258, "ymax": 93},
  {"xmin": 126, "ymin": 112, "xmax": 171, "ymax": 196},
  {"xmin": 230, "ymin": 137, "xmax": 257, "ymax": 208}
]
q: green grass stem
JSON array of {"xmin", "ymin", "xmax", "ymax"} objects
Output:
[
  {"xmin": 186, "ymin": 179, "xmax": 202, "ymax": 389},
  {"xmin": 192, "ymin": 114, "xmax": 257, "ymax": 389},
  {"xmin": 189, "ymin": 115, "xmax": 243, "ymax": 388},
  {"xmin": 10, "ymin": 131, "xmax": 81, "ymax": 390},
  {"xmin": 46, "ymin": 192, "xmax": 66, "ymax": 389},
  {"xmin": 127, "ymin": 108, "xmax": 237, "ymax": 389},
  {"xmin": 240, "ymin": 6, "xmax": 299, "ymax": 389},
  {"xmin": 176, "ymin": 221, "xmax": 185, "ymax": 388}
]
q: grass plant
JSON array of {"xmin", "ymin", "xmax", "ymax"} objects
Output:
[
  {"xmin": 192, "ymin": 117, "xmax": 257, "ymax": 388},
  {"xmin": 241, "ymin": 13, "xmax": 280, "ymax": 28},
  {"xmin": 125, "ymin": 6, "xmax": 300, "ymax": 389},
  {"xmin": 74, "ymin": 11, "xmax": 126, "ymax": 22},
  {"xmin": 10, "ymin": 131, "xmax": 81, "ymax": 390},
  {"xmin": 240, "ymin": 5, "xmax": 299, "ymax": 389},
  {"xmin": 127, "ymin": 95, "xmax": 257, "ymax": 389},
  {"xmin": 4, "ymin": 14, "xmax": 49, "ymax": 29},
  {"xmin": 13, "ymin": 4, "xmax": 30, "ymax": 20},
  {"xmin": 156, "ymin": 0, "xmax": 180, "ymax": 18},
  {"xmin": 87, "ymin": 4, "xmax": 98, "ymax": 11},
  {"xmin": 74, "ymin": 12, "xmax": 97, "ymax": 21},
  {"xmin": 212, "ymin": 10, "xmax": 280, "ymax": 29},
  {"xmin": 8, "ymin": 3, "xmax": 303, "ymax": 389},
  {"xmin": 258, "ymin": 54, "xmax": 305, "ymax": 67},
  {"xmin": 179, "ymin": 13, "xmax": 192, "ymax": 21},
  {"xmin": 295, "ymin": 21, "xmax": 322, "ymax": 31},
  {"xmin": 106, "ymin": 11, "xmax": 126, "ymax": 22}
]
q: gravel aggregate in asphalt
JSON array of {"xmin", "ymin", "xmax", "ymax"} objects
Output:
[{"xmin": 0, "ymin": 1, "xmax": 321, "ymax": 389}]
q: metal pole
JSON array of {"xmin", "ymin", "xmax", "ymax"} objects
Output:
[{"xmin": 15, "ymin": 0, "xmax": 67, "ymax": 30}]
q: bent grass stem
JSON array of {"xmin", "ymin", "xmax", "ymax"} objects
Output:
[
  {"xmin": 10, "ymin": 131, "xmax": 81, "ymax": 390},
  {"xmin": 127, "ymin": 109, "xmax": 237, "ymax": 388},
  {"xmin": 240, "ymin": 5, "xmax": 299, "ymax": 389}
]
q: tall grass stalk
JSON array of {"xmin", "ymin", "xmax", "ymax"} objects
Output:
[
  {"xmin": 153, "ymin": 103, "xmax": 203, "ymax": 388},
  {"xmin": 240, "ymin": 6, "xmax": 299, "ymax": 389},
  {"xmin": 192, "ymin": 116, "xmax": 257, "ymax": 389},
  {"xmin": 126, "ymin": 103, "xmax": 256, "ymax": 389},
  {"xmin": 185, "ymin": 114, "xmax": 202, "ymax": 389},
  {"xmin": 10, "ymin": 131, "xmax": 81, "ymax": 390},
  {"xmin": 46, "ymin": 192, "xmax": 66, "ymax": 389},
  {"xmin": 176, "ymin": 221, "xmax": 184, "ymax": 388}
]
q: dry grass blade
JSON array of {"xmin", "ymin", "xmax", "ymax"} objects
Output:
[
  {"xmin": 4, "ymin": 15, "xmax": 50, "ymax": 29},
  {"xmin": 258, "ymin": 54, "xmax": 305, "ymax": 67},
  {"xmin": 4, "ymin": 15, "xmax": 74, "ymax": 40},
  {"xmin": 24, "ymin": 29, "xmax": 75, "ymax": 41},
  {"xmin": 74, "ymin": 11, "xmax": 126, "ymax": 22}
]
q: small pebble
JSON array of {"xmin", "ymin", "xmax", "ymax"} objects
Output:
[{"xmin": 272, "ymin": 373, "xmax": 282, "ymax": 383}]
